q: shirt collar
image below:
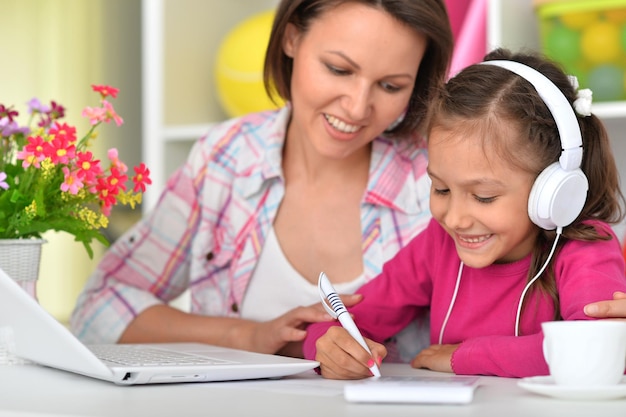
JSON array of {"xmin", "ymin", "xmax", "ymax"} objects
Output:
[
  {"xmin": 364, "ymin": 136, "xmax": 428, "ymax": 215},
  {"xmin": 237, "ymin": 107, "xmax": 289, "ymax": 198},
  {"xmin": 238, "ymin": 107, "xmax": 428, "ymax": 215}
]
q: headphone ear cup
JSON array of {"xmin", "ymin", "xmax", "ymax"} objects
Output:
[{"xmin": 528, "ymin": 162, "xmax": 589, "ymax": 230}]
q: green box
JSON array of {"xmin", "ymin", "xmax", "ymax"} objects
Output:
[{"xmin": 535, "ymin": 0, "xmax": 626, "ymax": 101}]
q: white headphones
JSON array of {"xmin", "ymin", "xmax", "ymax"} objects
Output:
[
  {"xmin": 439, "ymin": 61, "xmax": 590, "ymax": 341},
  {"xmin": 481, "ymin": 60, "xmax": 589, "ymax": 230}
]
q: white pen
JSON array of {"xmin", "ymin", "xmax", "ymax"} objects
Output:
[{"xmin": 317, "ymin": 272, "xmax": 381, "ymax": 377}]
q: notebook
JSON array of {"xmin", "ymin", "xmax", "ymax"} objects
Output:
[
  {"xmin": 344, "ymin": 375, "xmax": 481, "ymax": 404},
  {"xmin": 0, "ymin": 267, "xmax": 319, "ymax": 385}
]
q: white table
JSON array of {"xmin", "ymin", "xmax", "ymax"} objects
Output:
[{"xmin": 0, "ymin": 363, "xmax": 624, "ymax": 417}]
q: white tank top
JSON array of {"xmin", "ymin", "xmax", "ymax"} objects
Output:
[{"xmin": 240, "ymin": 227, "xmax": 366, "ymax": 321}]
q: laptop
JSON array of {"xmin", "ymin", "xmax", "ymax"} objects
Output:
[{"xmin": 0, "ymin": 267, "xmax": 319, "ymax": 385}]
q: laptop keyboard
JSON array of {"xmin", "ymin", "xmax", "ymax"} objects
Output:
[{"xmin": 88, "ymin": 345, "xmax": 236, "ymax": 367}]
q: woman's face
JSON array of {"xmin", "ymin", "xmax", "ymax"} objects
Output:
[{"xmin": 282, "ymin": 2, "xmax": 427, "ymax": 160}]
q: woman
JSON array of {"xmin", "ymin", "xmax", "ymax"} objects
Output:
[{"xmin": 70, "ymin": 0, "xmax": 454, "ymax": 360}]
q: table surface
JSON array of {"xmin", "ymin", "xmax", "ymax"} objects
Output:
[{"xmin": 0, "ymin": 362, "xmax": 625, "ymax": 417}]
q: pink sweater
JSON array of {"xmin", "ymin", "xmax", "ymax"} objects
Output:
[{"xmin": 304, "ymin": 219, "xmax": 626, "ymax": 377}]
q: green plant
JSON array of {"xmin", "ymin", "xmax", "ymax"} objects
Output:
[{"xmin": 0, "ymin": 85, "xmax": 151, "ymax": 258}]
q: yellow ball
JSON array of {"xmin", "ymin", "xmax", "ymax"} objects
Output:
[
  {"xmin": 215, "ymin": 10, "xmax": 284, "ymax": 118},
  {"xmin": 560, "ymin": 11, "xmax": 598, "ymax": 29},
  {"xmin": 605, "ymin": 8, "xmax": 626, "ymax": 24},
  {"xmin": 581, "ymin": 21, "xmax": 621, "ymax": 64}
]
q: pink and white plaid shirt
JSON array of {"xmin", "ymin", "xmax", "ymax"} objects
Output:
[{"xmin": 70, "ymin": 107, "xmax": 432, "ymax": 348}]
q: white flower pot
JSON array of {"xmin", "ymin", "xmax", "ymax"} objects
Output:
[
  {"xmin": 0, "ymin": 238, "xmax": 45, "ymax": 365},
  {"xmin": 0, "ymin": 238, "xmax": 46, "ymax": 300}
]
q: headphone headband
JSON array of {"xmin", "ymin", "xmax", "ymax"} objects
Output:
[{"xmin": 480, "ymin": 60, "xmax": 583, "ymax": 171}]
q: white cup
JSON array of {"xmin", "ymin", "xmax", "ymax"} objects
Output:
[{"xmin": 542, "ymin": 320, "xmax": 626, "ymax": 386}]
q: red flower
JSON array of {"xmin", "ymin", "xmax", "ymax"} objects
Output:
[
  {"xmin": 106, "ymin": 166, "xmax": 128, "ymax": 193},
  {"xmin": 49, "ymin": 101, "xmax": 65, "ymax": 120},
  {"xmin": 96, "ymin": 177, "xmax": 117, "ymax": 215},
  {"xmin": 49, "ymin": 122, "xmax": 77, "ymax": 143},
  {"xmin": 91, "ymin": 84, "xmax": 119, "ymax": 99},
  {"xmin": 132, "ymin": 163, "xmax": 152, "ymax": 193},
  {"xmin": 0, "ymin": 104, "xmax": 19, "ymax": 121},
  {"xmin": 75, "ymin": 151, "xmax": 102, "ymax": 183},
  {"xmin": 42, "ymin": 135, "xmax": 76, "ymax": 165}
]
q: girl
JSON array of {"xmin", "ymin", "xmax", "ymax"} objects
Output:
[{"xmin": 304, "ymin": 48, "xmax": 626, "ymax": 379}]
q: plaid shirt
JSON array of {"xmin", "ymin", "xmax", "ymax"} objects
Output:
[{"xmin": 70, "ymin": 107, "xmax": 432, "ymax": 345}]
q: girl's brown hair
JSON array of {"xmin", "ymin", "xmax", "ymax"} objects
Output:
[
  {"xmin": 263, "ymin": 0, "xmax": 454, "ymax": 139},
  {"xmin": 427, "ymin": 47, "xmax": 625, "ymax": 319}
]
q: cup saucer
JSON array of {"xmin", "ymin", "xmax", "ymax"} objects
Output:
[{"xmin": 518, "ymin": 376, "xmax": 626, "ymax": 401}]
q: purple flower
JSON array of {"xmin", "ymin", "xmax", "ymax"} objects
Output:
[
  {"xmin": 27, "ymin": 98, "xmax": 50, "ymax": 114},
  {"xmin": 0, "ymin": 117, "xmax": 29, "ymax": 138},
  {"xmin": 0, "ymin": 172, "xmax": 9, "ymax": 190}
]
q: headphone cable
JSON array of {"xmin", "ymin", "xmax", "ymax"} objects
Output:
[
  {"xmin": 514, "ymin": 226, "xmax": 563, "ymax": 336},
  {"xmin": 438, "ymin": 226, "xmax": 563, "ymax": 343}
]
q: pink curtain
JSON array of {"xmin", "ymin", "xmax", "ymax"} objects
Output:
[{"xmin": 445, "ymin": 0, "xmax": 487, "ymax": 78}]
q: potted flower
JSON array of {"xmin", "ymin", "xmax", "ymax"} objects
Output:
[{"xmin": 0, "ymin": 85, "xmax": 151, "ymax": 294}]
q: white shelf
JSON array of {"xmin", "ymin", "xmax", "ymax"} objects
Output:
[
  {"xmin": 592, "ymin": 102, "xmax": 626, "ymax": 119},
  {"xmin": 141, "ymin": 0, "xmax": 279, "ymax": 211},
  {"xmin": 487, "ymin": 0, "xmax": 626, "ymax": 241},
  {"xmin": 487, "ymin": 0, "xmax": 626, "ymax": 120},
  {"xmin": 164, "ymin": 124, "xmax": 216, "ymax": 142}
]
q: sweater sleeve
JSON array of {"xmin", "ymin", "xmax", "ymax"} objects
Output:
[
  {"xmin": 452, "ymin": 333, "xmax": 546, "ymax": 377},
  {"xmin": 452, "ymin": 222, "xmax": 626, "ymax": 377}
]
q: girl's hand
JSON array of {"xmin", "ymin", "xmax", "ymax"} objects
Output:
[
  {"xmin": 584, "ymin": 291, "xmax": 626, "ymax": 319},
  {"xmin": 315, "ymin": 326, "xmax": 386, "ymax": 380},
  {"xmin": 411, "ymin": 344, "xmax": 458, "ymax": 373},
  {"xmin": 248, "ymin": 294, "xmax": 363, "ymax": 356}
]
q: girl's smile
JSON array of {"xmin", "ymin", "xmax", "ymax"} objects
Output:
[{"xmin": 456, "ymin": 232, "xmax": 493, "ymax": 247}]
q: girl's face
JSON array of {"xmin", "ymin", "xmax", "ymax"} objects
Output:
[
  {"xmin": 427, "ymin": 125, "xmax": 540, "ymax": 268},
  {"xmin": 282, "ymin": 2, "xmax": 427, "ymax": 160}
]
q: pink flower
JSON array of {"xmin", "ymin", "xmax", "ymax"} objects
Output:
[
  {"xmin": 82, "ymin": 106, "xmax": 107, "ymax": 125},
  {"xmin": 102, "ymin": 100, "xmax": 124, "ymax": 126},
  {"xmin": 61, "ymin": 167, "xmax": 84, "ymax": 194},
  {"xmin": 16, "ymin": 135, "xmax": 47, "ymax": 167},
  {"xmin": 107, "ymin": 148, "xmax": 128, "ymax": 173}
]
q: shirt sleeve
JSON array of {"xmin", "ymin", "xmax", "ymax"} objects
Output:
[
  {"xmin": 69, "ymin": 135, "xmax": 215, "ymax": 344},
  {"xmin": 452, "ymin": 223, "xmax": 626, "ymax": 377}
]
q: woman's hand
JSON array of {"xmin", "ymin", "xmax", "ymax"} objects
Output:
[
  {"xmin": 584, "ymin": 291, "xmax": 626, "ymax": 319},
  {"xmin": 411, "ymin": 344, "xmax": 458, "ymax": 373},
  {"xmin": 247, "ymin": 294, "xmax": 363, "ymax": 357},
  {"xmin": 315, "ymin": 326, "xmax": 385, "ymax": 379}
]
